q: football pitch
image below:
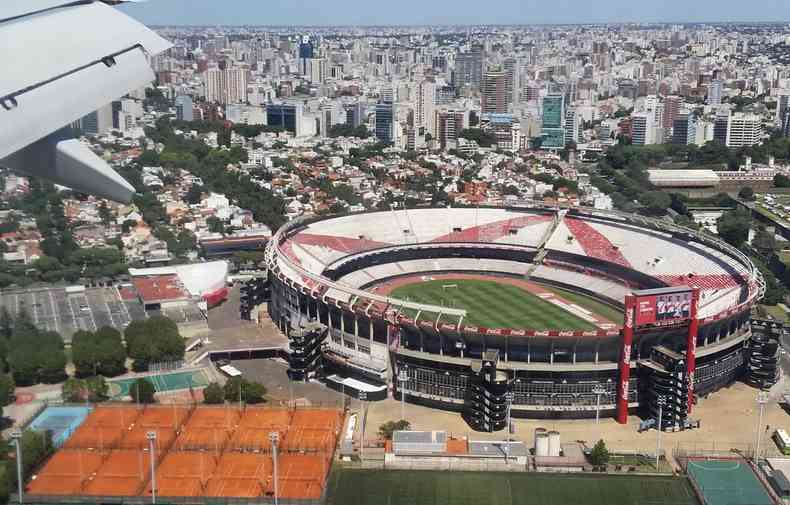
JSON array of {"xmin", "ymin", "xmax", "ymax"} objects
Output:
[
  {"xmin": 326, "ymin": 470, "xmax": 699, "ymax": 505},
  {"xmin": 390, "ymin": 279, "xmax": 602, "ymax": 330}
]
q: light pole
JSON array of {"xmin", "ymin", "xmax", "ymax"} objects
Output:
[
  {"xmin": 359, "ymin": 391, "xmax": 367, "ymax": 462},
  {"xmin": 11, "ymin": 431, "xmax": 22, "ymax": 504},
  {"xmin": 147, "ymin": 431, "xmax": 157, "ymax": 505},
  {"xmin": 398, "ymin": 369, "xmax": 408, "ymax": 422},
  {"xmin": 504, "ymin": 392, "xmax": 514, "ymax": 463},
  {"xmin": 592, "ymin": 387, "xmax": 607, "ymax": 425},
  {"xmin": 656, "ymin": 396, "xmax": 666, "ymax": 470},
  {"xmin": 755, "ymin": 392, "xmax": 769, "ymax": 465},
  {"xmin": 269, "ymin": 432, "xmax": 279, "ymax": 505}
]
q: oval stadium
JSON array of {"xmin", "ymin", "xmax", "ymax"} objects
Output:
[{"xmin": 265, "ymin": 206, "xmax": 764, "ymax": 432}]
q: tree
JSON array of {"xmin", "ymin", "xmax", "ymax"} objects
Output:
[
  {"xmin": 85, "ymin": 376, "xmax": 109, "ymax": 402},
  {"xmin": 125, "ymin": 316, "xmax": 184, "ymax": 371},
  {"xmin": 589, "ymin": 439, "xmax": 610, "ymax": 467},
  {"xmin": 8, "ymin": 322, "xmax": 66, "ymax": 386},
  {"xmin": 129, "ymin": 378, "xmax": 156, "ymax": 404},
  {"xmin": 0, "ymin": 374, "xmax": 14, "ymax": 419},
  {"xmin": 223, "ymin": 377, "xmax": 267, "ymax": 404},
  {"xmin": 98, "ymin": 201, "xmax": 112, "ymax": 225},
  {"xmin": 717, "ymin": 209, "xmax": 751, "ymax": 248},
  {"xmin": 753, "ymin": 227, "xmax": 777, "ymax": 257},
  {"xmin": 738, "ymin": 186, "xmax": 755, "ymax": 201},
  {"xmin": 62, "ymin": 377, "xmax": 85, "ymax": 403},
  {"xmin": 378, "ymin": 420, "xmax": 411, "ymax": 440},
  {"xmin": 185, "ymin": 184, "xmax": 204, "ymax": 205},
  {"xmin": 206, "ymin": 216, "xmax": 225, "ymax": 235},
  {"xmin": 72, "ymin": 327, "xmax": 127, "ymax": 378},
  {"xmin": 203, "ymin": 383, "xmax": 225, "ymax": 404},
  {"xmin": 0, "ymin": 306, "xmax": 12, "ymax": 339},
  {"xmin": 775, "ymin": 173, "xmax": 790, "ymax": 188},
  {"xmin": 6, "ymin": 430, "xmax": 54, "ymax": 492},
  {"xmin": 638, "ymin": 191, "xmax": 672, "ymax": 216}
]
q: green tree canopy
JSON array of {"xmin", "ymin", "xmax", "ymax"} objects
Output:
[
  {"xmin": 717, "ymin": 208, "xmax": 751, "ymax": 248},
  {"xmin": 589, "ymin": 439, "xmax": 610, "ymax": 466},
  {"xmin": 223, "ymin": 377, "xmax": 267, "ymax": 404},
  {"xmin": 203, "ymin": 383, "xmax": 225, "ymax": 404},
  {"xmin": 378, "ymin": 420, "xmax": 411, "ymax": 440},
  {"xmin": 129, "ymin": 378, "xmax": 156, "ymax": 404}
]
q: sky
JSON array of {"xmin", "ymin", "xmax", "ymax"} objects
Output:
[{"xmin": 119, "ymin": 0, "xmax": 790, "ymax": 26}]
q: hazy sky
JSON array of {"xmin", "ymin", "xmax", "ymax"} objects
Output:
[{"xmin": 119, "ymin": 0, "xmax": 790, "ymax": 26}]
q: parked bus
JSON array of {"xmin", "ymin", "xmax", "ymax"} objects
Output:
[{"xmin": 773, "ymin": 429, "xmax": 790, "ymax": 455}]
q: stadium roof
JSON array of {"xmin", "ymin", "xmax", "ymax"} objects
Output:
[{"xmin": 647, "ymin": 170, "xmax": 720, "ymax": 188}]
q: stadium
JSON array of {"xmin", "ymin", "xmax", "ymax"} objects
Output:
[{"xmin": 266, "ymin": 206, "xmax": 765, "ymax": 431}]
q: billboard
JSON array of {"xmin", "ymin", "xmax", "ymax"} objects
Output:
[{"xmin": 633, "ymin": 287, "xmax": 693, "ymax": 327}]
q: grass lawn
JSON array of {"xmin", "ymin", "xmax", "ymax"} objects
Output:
[
  {"xmin": 542, "ymin": 285, "xmax": 623, "ymax": 323},
  {"xmin": 390, "ymin": 279, "xmax": 598, "ymax": 331},
  {"xmin": 326, "ymin": 470, "xmax": 698, "ymax": 505},
  {"xmin": 760, "ymin": 304, "xmax": 788, "ymax": 322}
]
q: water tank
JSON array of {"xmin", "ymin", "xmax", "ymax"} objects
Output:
[
  {"xmin": 535, "ymin": 433, "xmax": 549, "ymax": 457},
  {"xmin": 533, "ymin": 427, "xmax": 546, "ymax": 453},
  {"xmin": 548, "ymin": 431, "xmax": 561, "ymax": 457}
]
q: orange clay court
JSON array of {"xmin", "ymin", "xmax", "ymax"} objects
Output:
[{"xmin": 26, "ymin": 405, "xmax": 343, "ymax": 501}]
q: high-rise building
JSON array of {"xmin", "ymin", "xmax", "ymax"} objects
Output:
[
  {"xmin": 481, "ymin": 70, "xmax": 508, "ymax": 114},
  {"xmin": 175, "ymin": 95, "xmax": 193, "ymax": 122},
  {"xmin": 77, "ymin": 104, "xmax": 113, "ymax": 136},
  {"xmin": 204, "ymin": 66, "xmax": 248, "ymax": 105},
  {"xmin": 630, "ymin": 112, "xmax": 655, "ymax": 145},
  {"xmin": 541, "ymin": 94, "xmax": 565, "ymax": 148},
  {"xmin": 436, "ymin": 110, "xmax": 467, "ymax": 150},
  {"xmin": 564, "ymin": 107, "xmax": 582, "ymax": 145},
  {"xmin": 727, "ymin": 113, "xmax": 762, "ymax": 148},
  {"xmin": 776, "ymin": 93, "xmax": 790, "ymax": 131},
  {"xmin": 266, "ymin": 103, "xmax": 304, "ymax": 136},
  {"xmin": 298, "ymin": 35, "xmax": 314, "ymax": 77},
  {"xmin": 454, "ymin": 45, "xmax": 484, "ymax": 91},
  {"xmin": 662, "ymin": 95, "xmax": 682, "ymax": 131},
  {"xmin": 671, "ymin": 113, "xmax": 696, "ymax": 145},
  {"xmin": 503, "ymin": 57, "xmax": 520, "ymax": 105},
  {"xmin": 416, "ymin": 80, "xmax": 437, "ymax": 137},
  {"xmin": 708, "ymin": 79, "xmax": 723, "ymax": 106},
  {"xmin": 344, "ymin": 102, "xmax": 365, "ymax": 128},
  {"xmin": 713, "ymin": 110, "xmax": 730, "ymax": 145},
  {"xmin": 375, "ymin": 100, "xmax": 396, "ymax": 143}
]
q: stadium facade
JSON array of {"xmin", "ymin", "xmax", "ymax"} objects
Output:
[{"xmin": 265, "ymin": 207, "xmax": 764, "ymax": 431}]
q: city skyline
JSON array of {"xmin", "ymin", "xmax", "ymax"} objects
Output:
[{"xmin": 119, "ymin": 0, "xmax": 790, "ymax": 26}]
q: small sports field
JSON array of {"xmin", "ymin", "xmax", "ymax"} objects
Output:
[
  {"xmin": 326, "ymin": 470, "xmax": 698, "ymax": 505},
  {"xmin": 388, "ymin": 277, "xmax": 617, "ymax": 331},
  {"xmin": 107, "ymin": 368, "xmax": 211, "ymax": 399},
  {"xmin": 686, "ymin": 459, "xmax": 772, "ymax": 505}
]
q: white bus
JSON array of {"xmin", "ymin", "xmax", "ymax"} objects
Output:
[
  {"xmin": 218, "ymin": 364, "xmax": 242, "ymax": 378},
  {"xmin": 774, "ymin": 429, "xmax": 790, "ymax": 455}
]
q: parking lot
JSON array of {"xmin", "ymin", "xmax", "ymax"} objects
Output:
[{"xmin": 0, "ymin": 286, "xmax": 146, "ymax": 341}]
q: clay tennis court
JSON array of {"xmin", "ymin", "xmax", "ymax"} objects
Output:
[
  {"xmin": 229, "ymin": 408, "xmax": 292, "ymax": 450},
  {"xmin": 282, "ymin": 409, "xmax": 343, "ymax": 452},
  {"xmin": 27, "ymin": 450, "xmax": 104, "ymax": 495},
  {"xmin": 82, "ymin": 450, "xmax": 153, "ymax": 496},
  {"xmin": 26, "ymin": 405, "xmax": 343, "ymax": 501},
  {"xmin": 278, "ymin": 454, "xmax": 330, "ymax": 500},
  {"xmin": 144, "ymin": 451, "xmax": 218, "ymax": 498}
]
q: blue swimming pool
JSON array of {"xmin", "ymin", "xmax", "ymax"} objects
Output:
[{"xmin": 29, "ymin": 406, "xmax": 93, "ymax": 447}]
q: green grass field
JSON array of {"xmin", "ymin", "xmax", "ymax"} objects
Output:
[
  {"xmin": 326, "ymin": 470, "xmax": 698, "ymax": 505},
  {"xmin": 390, "ymin": 279, "xmax": 601, "ymax": 330},
  {"xmin": 542, "ymin": 285, "xmax": 623, "ymax": 323},
  {"xmin": 107, "ymin": 369, "xmax": 211, "ymax": 399}
]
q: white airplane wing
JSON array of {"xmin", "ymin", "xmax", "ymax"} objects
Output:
[{"xmin": 0, "ymin": 0, "xmax": 172, "ymax": 202}]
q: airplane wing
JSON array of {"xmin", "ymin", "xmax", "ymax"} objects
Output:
[{"xmin": 0, "ymin": 0, "xmax": 172, "ymax": 202}]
